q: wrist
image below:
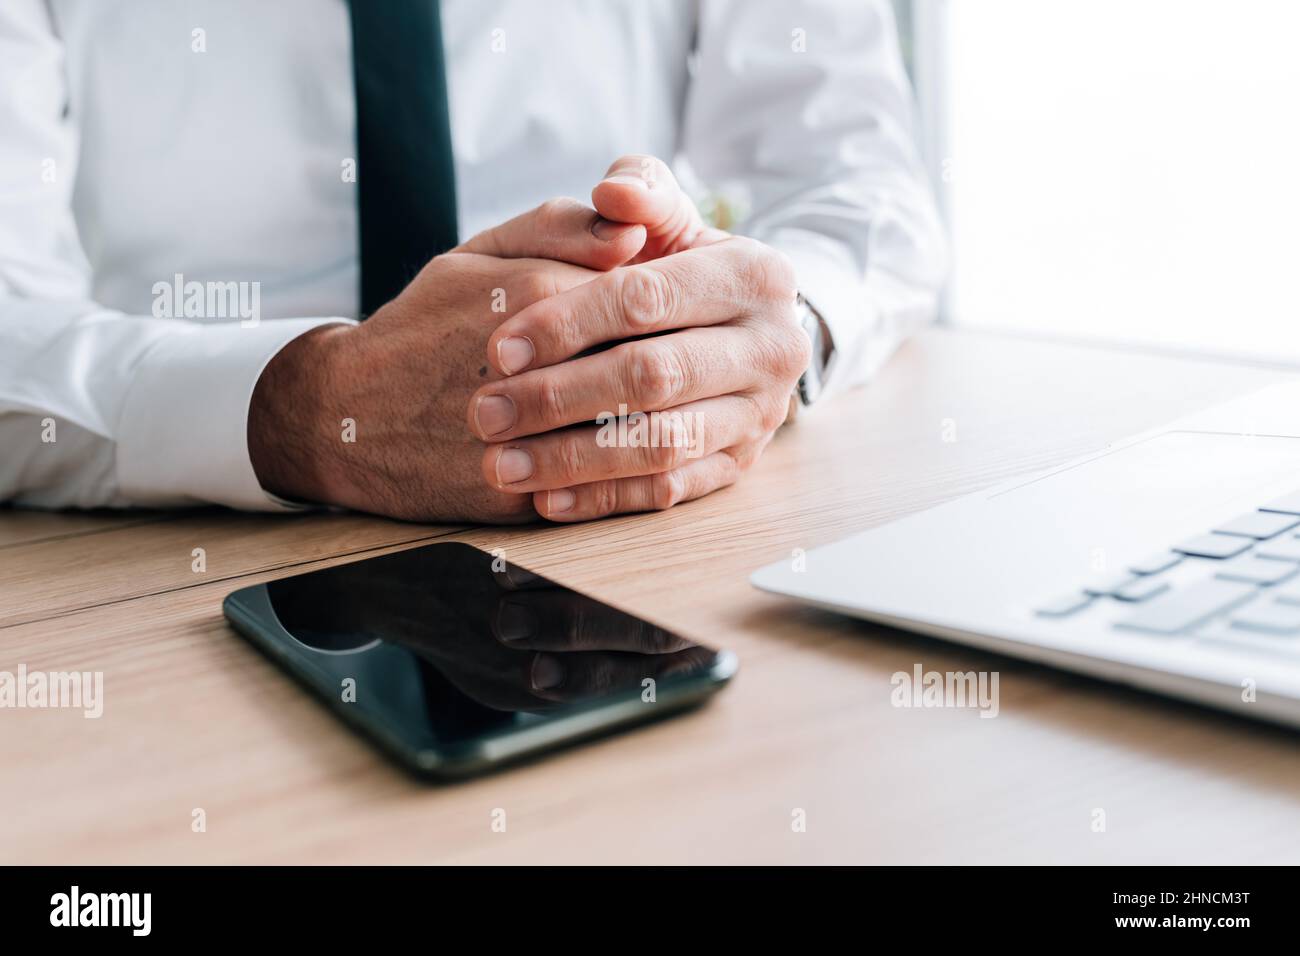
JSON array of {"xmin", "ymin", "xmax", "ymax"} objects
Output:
[{"xmin": 248, "ymin": 323, "xmax": 354, "ymax": 505}]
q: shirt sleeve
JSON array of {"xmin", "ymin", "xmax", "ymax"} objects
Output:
[
  {"xmin": 0, "ymin": 0, "xmax": 349, "ymax": 511},
  {"xmin": 683, "ymin": 0, "xmax": 950, "ymax": 399}
]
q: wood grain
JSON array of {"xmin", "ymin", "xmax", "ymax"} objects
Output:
[
  {"xmin": 0, "ymin": 508, "xmax": 172, "ymax": 549},
  {"xmin": 0, "ymin": 510, "xmax": 459, "ymax": 628},
  {"xmin": 3, "ymin": 328, "xmax": 1297, "ymax": 864}
]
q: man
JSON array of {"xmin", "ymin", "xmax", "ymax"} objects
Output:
[{"xmin": 0, "ymin": 0, "xmax": 946, "ymax": 523}]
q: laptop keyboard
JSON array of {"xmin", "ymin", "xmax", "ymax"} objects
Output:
[{"xmin": 1037, "ymin": 492, "xmax": 1300, "ymax": 637}]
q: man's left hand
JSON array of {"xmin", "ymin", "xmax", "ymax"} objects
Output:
[{"xmin": 466, "ymin": 155, "xmax": 812, "ymax": 522}]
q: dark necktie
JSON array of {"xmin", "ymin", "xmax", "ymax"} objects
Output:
[{"xmin": 346, "ymin": 0, "xmax": 459, "ymax": 318}]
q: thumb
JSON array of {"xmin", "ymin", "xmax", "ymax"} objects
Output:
[
  {"xmin": 591, "ymin": 154, "xmax": 729, "ymax": 262},
  {"xmin": 455, "ymin": 197, "xmax": 646, "ymax": 271}
]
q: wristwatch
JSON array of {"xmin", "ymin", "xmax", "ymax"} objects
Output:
[{"xmin": 795, "ymin": 291, "xmax": 836, "ymax": 407}]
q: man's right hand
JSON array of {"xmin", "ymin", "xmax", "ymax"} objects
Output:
[{"xmin": 248, "ymin": 199, "xmax": 646, "ymax": 522}]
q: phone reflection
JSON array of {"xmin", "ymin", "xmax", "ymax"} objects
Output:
[{"xmin": 264, "ymin": 543, "xmax": 716, "ymax": 722}]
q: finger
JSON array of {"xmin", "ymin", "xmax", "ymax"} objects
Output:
[
  {"xmin": 493, "ymin": 592, "xmax": 693, "ymax": 654},
  {"xmin": 485, "ymin": 236, "xmax": 796, "ymax": 376},
  {"xmin": 480, "ymin": 394, "xmax": 772, "ymax": 493},
  {"xmin": 534, "ymin": 450, "xmax": 744, "ymax": 523},
  {"xmin": 491, "ymin": 256, "xmax": 604, "ymax": 317},
  {"xmin": 592, "ymin": 155, "xmax": 727, "ymax": 260},
  {"xmin": 470, "ymin": 326, "xmax": 762, "ymax": 441},
  {"xmin": 454, "ymin": 197, "xmax": 647, "ymax": 271}
]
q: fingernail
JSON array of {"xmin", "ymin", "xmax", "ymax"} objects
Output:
[
  {"xmin": 591, "ymin": 217, "xmax": 628, "ymax": 241},
  {"xmin": 474, "ymin": 394, "xmax": 516, "ymax": 436},
  {"xmin": 532, "ymin": 654, "xmax": 565, "ymax": 691},
  {"xmin": 496, "ymin": 602, "xmax": 534, "ymax": 643},
  {"xmin": 546, "ymin": 488, "xmax": 575, "ymax": 514},
  {"xmin": 604, "ymin": 174, "xmax": 647, "ymax": 190},
  {"xmin": 497, "ymin": 336, "xmax": 534, "ymax": 374},
  {"xmin": 495, "ymin": 447, "xmax": 534, "ymax": 485}
]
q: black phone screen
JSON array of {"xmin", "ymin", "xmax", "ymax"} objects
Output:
[{"xmin": 224, "ymin": 542, "xmax": 731, "ymax": 771}]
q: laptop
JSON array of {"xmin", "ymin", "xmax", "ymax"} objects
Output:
[{"xmin": 752, "ymin": 382, "xmax": 1300, "ymax": 727}]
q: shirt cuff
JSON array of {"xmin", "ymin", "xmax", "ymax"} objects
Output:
[
  {"xmin": 116, "ymin": 318, "xmax": 353, "ymax": 511},
  {"xmin": 768, "ymin": 228, "xmax": 941, "ymax": 406}
]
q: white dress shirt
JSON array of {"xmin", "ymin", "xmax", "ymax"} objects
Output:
[{"xmin": 0, "ymin": 0, "xmax": 947, "ymax": 511}]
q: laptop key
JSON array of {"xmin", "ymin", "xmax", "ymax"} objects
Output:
[
  {"xmin": 1114, "ymin": 579, "xmax": 1258, "ymax": 635},
  {"xmin": 1212, "ymin": 511, "xmax": 1300, "ymax": 539},
  {"xmin": 1271, "ymin": 578, "xmax": 1300, "ymax": 605},
  {"xmin": 1129, "ymin": 552, "xmax": 1183, "ymax": 575},
  {"xmin": 1255, "ymin": 536, "xmax": 1300, "ymax": 563},
  {"xmin": 1113, "ymin": 576, "xmax": 1171, "ymax": 602},
  {"xmin": 1172, "ymin": 534, "xmax": 1253, "ymax": 559},
  {"xmin": 1260, "ymin": 491, "xmax": 1300, "ymax": 516},
  {"xmin": 1083, "ymin": 572, "xmax": 1140, "ymax": 596},
  {"xmin": 1229, "ymin": 600, "xmax": 1300, "ymax": 635},
  {"xmin": 1213, "ymin": 554, "xmax": 1300, "ymax": 586},
  {"xmin": 1035, "ymin": 592, "xmax": 1093, "ymax": 618}
]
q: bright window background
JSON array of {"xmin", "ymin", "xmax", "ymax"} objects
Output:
[{"xmin": 935, "ymin": 0, "xmax": 1300, "ymax": 364}]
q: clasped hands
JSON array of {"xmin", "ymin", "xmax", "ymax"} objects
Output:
[{"xmin": 249, "ymin": 154, "xmax": 811, "ymax": 524}]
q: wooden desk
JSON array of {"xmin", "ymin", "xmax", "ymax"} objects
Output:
[{"xmin": 4, "ymin": 328, "xmax": 1299, "ymax": 864}]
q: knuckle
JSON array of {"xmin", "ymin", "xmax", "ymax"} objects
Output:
[
  {"xmin": 466, "ymin": 225, "xmax": 505, "ymax": 258},
  {"xmin": 516, "ymin": 271, "xmax": 557, "ymax": 307},
  {"xmin": 755, "ymin": 325, "xmax": 812, "ymax": 381},
  {"xmin": 743, "ymin": 390, "xmax": 780, "ymax": 439},
  {"xmin": 532, "ymin": 375, "xmax": 570, "ymax": 428},
  {"xmin": 531, "ymin": 198, "xmax": 583, "ymax": 256},
  {"xmin": 726, "ymin": 234, "xmax": 764, "ymax": 258},
  {"xmin": 641, "ymin": 440, "xmax": 672, "ymax": 473},
  {"xmin": 537, "ymin": 196, "xmax": 581, "ymax": 226},
  {"xmin": 646, "ymin": 426, "xmax": 690, "ymax": 471},
  {"xmin": 759, "ymin": 393, "xmax": 789, "ymax": 434},
  {"xmin": 618, "ymin": 267, "xmax": 673, "ymax": 329},
  {"xmin": 589, "ymin": 480, "xmax": 620, "ymax": 516},
  {"xmin": 780, "ymin": 326, "xmax": 814, "ymax": 377},
  {"xmin": 628, "ymin": 343, "xmax": 685, "ymax": 408},
  {"xmin": 732, "ymin": 238, "xmax": 796, "ymax": 303},
  {"xmin": 553, "ymin": 432, "xmax": 590, "ymax": 484},
  {"xmin": 740, "ymin": 392, "xmax": 779, "ymax": 440},
  {"xmin": 725, "ymin": 445, "xmax": 756, "ymax": 476},
  {"xmin": 650, "ymin": 469, "xmax": 684, "ymax": 511},
  {"xmin": 663, "ymin": 410, "xmax": 700, "ymax": 453},
  {"xmin": 548, "ymin": 301, "xmax": 583, "ymax": 353},
  {"xmin": 757, "ymin": 247, "xmax": 798, "ymax": 302}
]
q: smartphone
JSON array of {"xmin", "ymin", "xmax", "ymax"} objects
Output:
[{"xmin": 222, "ymin": 541, "xmax": 736, "ymax": 779}]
